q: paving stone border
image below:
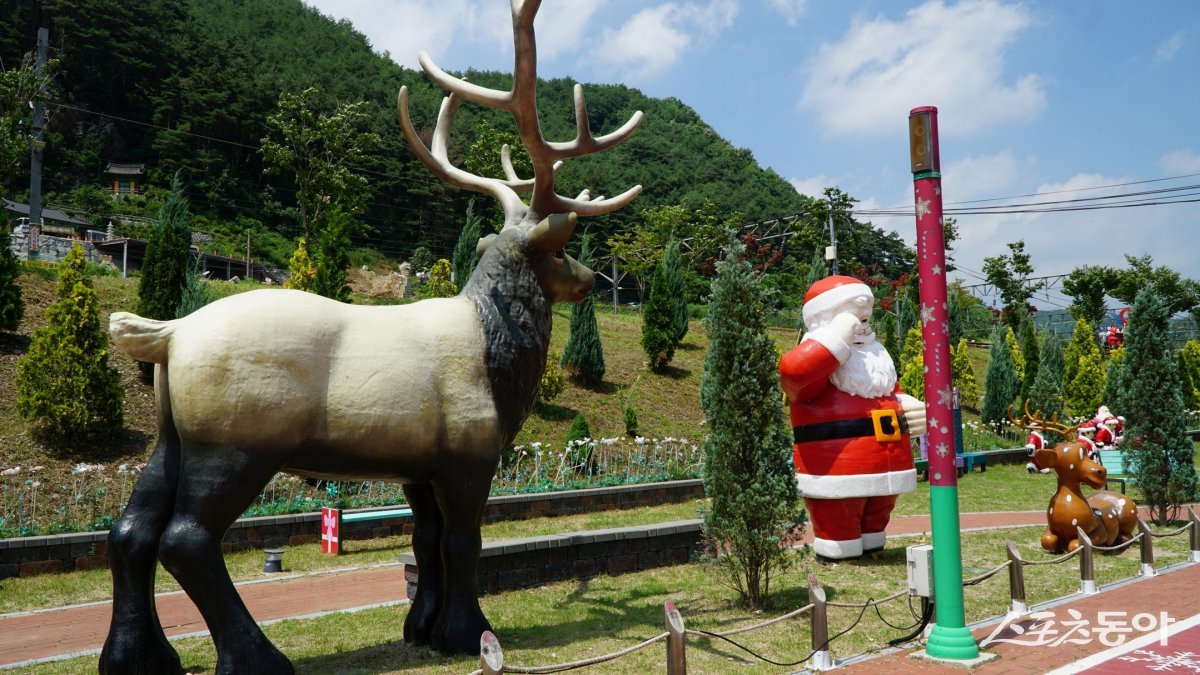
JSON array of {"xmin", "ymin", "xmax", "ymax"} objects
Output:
[
  {"xmin": 401, "ymin": 519, "xmax": 704, "ymax": 596},
  {"xmin": 0, "ymin": 479, "xmax": 704, "ymax": 579}
]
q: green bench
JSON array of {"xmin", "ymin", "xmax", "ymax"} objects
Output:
[
  {"xmin": 914, "ymin": 452, "xmax": 986, "ymax": 480},
  {"xmin": 1098, "ymin": 449, "xmax": 1134, "ymax": 494},
  {"xmin": 321, "ymin": 506, "xmax": 413, "ymax": 554}
]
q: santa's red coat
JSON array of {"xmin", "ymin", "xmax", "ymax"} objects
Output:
[{"xmin": 779, "ymin": 337, "xmax": 916, "ymax": 499}]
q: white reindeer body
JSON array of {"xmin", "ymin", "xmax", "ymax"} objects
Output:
[{"xmin": 111, "ymin": 289, "xmax": 502, "ymax": 478}]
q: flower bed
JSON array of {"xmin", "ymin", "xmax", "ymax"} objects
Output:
[{"xmin": 1, "ymin": 437, "xmax": 702, "ymax": 538}]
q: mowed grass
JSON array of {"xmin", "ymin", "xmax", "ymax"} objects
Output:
[{"xmin": 13, "ymin": 521, "xmax": 1197, "ymax": 675}]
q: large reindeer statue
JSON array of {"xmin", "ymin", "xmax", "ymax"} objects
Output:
[
  {"xmin": 99, "ymin": 2, "xmax": 642, "ymax": 672},
  {"xmin": 1009, "ymin": 404, "xmax": 1137, "ymax": 554}
]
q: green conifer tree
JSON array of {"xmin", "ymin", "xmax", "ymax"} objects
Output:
[
  {"xmin": 0, "ymin": 233, "xmax": 23, "ymax": 331},
  {"xmin": 663, "ymin": 237, "xmax": 689, "ymax": 344},
  {"xmin": 452, "ymin": 200, "xmax": 483, "ymax": 288},
  {"xmin": 176, "ymin": 256, "xmax": 216, "ymax": 318},
  {"xmin": 641, "ymin": 251, "xmax": 676, "ymax": 372},
  {"xmin": 421, "ymin": 259, "xmax": 458, "ymax": 299},
  {"xmin": 1028, "ymin": 332, "xmax": 1067, "ymax": 435},
  {"xmin": 953, "ymin": 338, "xmax": 982, "ymax": 411},
  {"xmin": 285, "ymin": 237, "xmax": 314, "ymax": 291},
  {"xmin": 1176, "ymin": 340, "xmax": 1200, "ymax": 411},
  {"xmin": 1018, "ymin": 315, "xmax": 1039, "ymax": 407},
  {"xmin": 1103, "ymin": 345, "xmax": 1126, "ymax": 415},
  {"xmin": 137, "ymin": 173, "xmax": 192, "ymax": 321},
  {"xmin": 1063, "ymin": 318, "xmax": 1096, "ymax": 394},
  {"xmin": 1063, "ymin": 319, "xmax": 1105, "ymax": 417},
  {"xmin": 898, "ymin": 325, "xmax": 925, "ymax": 400},
  {"xmin": 982, "ymin": 324, "xmax": 1020, "ymax": 427},
  {"xmin": 1067, "ymin": 349, "xmax": 1106, "ymax": 417},
  {"xmin": 700, "ymin": 241, "xmax": 803, "ymax": 610},
  {"xmin": 1119, "ymin": 289, "xmax": 1198, "ymax": 524},
  {"xmin": 311, "ymin": 206, "xmax": 352, "ymax": 302},
  {"xmin": 561, "ymin": 235, "xmax": 605, "ymax": 385},
  {"xmin": 879, "ymin": 311, "xmax": 899, "ymax": 363},
  {"xmin": 17, "ymin": 244, "xmax": 123, "ymax": 441},
  {"xmin": 1005, "ymin": 325, "xmax": 1025, "ymax": 387}
]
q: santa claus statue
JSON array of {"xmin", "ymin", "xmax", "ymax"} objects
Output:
[{"xmin": 779, "ymin": 276, "xmax": 927, "ymax": 559}]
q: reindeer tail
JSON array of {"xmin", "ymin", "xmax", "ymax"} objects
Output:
[{"xmin": 109, "ymin": 312, "xmax": 175, "ymax": 364}]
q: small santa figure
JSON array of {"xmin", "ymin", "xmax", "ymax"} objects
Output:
[
  {"xmin": 780, "ymin": 276, "xmax": 926, "ymax": 559},
  {"xmin": 1076, "ymin": 422, "xmax": 1099, "ymax": 459},
  {"xmin": 1025, "ymin": 429, "xmax": 1051, "ymax": 473},
  {"xmin": 1092, "ymin": 405, "xmax": 1124, "ymax": 446}
]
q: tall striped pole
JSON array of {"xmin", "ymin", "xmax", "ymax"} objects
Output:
[{"xmin": 909, "ymin": 106, "xmax": 979, "ymax": 661}]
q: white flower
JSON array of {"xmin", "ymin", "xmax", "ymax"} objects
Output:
[
  {"xmin": 29, "ymin": 465, "xmax": 43, "ymax": 473},
  {"xmin": 72, "ymin": 463, "xmax": 90, "ymax": 475},
  {"xmin": 118, "ymin": 463, "xmax": 130, "ymax": 475},
  {"xmin": 0, "ymin": 466, "xmax": 20, "ymax": 477}
]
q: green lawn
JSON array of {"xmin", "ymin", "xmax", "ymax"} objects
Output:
[{"xmin": 14, "ymin": 521, "xmax": 1195, "ymax": 675}]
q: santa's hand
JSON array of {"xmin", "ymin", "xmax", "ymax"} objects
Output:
[
  {"xmin": 896, "ymin": 393, "xmax": 927, "ymax": 437},
  {"xmin": 827, "ymin": 312, "xmax": 862, "ymax": 346}
]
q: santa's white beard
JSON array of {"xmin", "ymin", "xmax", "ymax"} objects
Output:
[{"xmin": 830, "ymin": 339, "xmax": 898, "ymax": 399}]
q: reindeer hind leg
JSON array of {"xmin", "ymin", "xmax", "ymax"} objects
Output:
[
  {"xmin": 101, "ymin": 364, "xmax": 183, "ymax": 675},
  {"xmin": 157, "ymin": 443, "xmax": 293, "ymax": 675}
]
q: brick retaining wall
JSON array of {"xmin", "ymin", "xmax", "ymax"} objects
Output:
[
  {"xmin": 0, "ymin": 480, "xmax": 704, "ymax": 579},
  {"xmin": 401, "ymin": 520, "xmax": 704, "ymax": 597}
]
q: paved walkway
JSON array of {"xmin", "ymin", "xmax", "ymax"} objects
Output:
[{"xmin": 0, "ymin": 507, "xmax": 1193, "ymax": 672}]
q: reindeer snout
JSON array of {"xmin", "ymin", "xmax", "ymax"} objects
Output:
[{"xmin": 1084, "ymin": 461, "xmax": 1107, "ymax": 488}]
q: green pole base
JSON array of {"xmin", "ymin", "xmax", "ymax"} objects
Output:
[{"xmin": 926, "ymin": 623, "xmax": 980, "ymax": 660}]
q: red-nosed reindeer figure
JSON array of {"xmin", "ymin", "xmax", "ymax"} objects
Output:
[{"xmin": 1010, "ymin": 403, "xmax": 1137, "ymax": 553}]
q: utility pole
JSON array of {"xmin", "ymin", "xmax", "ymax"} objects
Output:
[
  {"xmin": 246, "ymin": 231, "xmax": 252, "ymax": 280},
  {"xmin": 28, "ymin": 28, "xmax": 48, "ymax": 235},
  {"xmin": 825, "ymin": 197, "xmax": 838, "ymax": 276}
]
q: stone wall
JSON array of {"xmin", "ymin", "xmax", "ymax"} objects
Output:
[
  {"xmin": 401, "ymin": 520, "xmax": 704, "ymax": 597},
  {"xmin": 0, "ymin": 480, "xmax": 705, "ymax": 579},
  {"xmin": 9, "ymin": 225, "xmax": 105, "ymax": 266}
]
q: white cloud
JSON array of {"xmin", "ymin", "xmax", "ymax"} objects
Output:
[
  {"xmin": 1158, "ymin": 149, "xmax": 1200, "ymax": 175},
  {"xmin": 1155, "ymin": 31, "xmax": 1186, "ymax": 64},
  {"xmin": 302, "ymin": 1, "xmax": 600, "ymax": 69},
  {"xmin": 941, "ymin": 151, "xmax": 1020, "ymax": 202},
  {"xmin": 799, "ymin": 0, "xmax": 1046, "ymax": 137},
  {"xmin": 767, "ymin": 0, "xmax": 809, "ymax": 26},
  {"xmin": 788, "ymin": 175, "xmax": 833, "ymax": 198},
  {"xmin": 950, "ymin": 173, "xmax": 1200, "ymax": 281},
  {"xmin": 592, "ymin": 1, "xmax": 738, "ymax": 80}
]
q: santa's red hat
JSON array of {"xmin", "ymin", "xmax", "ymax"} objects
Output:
[{"xmin": 803, "ymin": 275, "xmax": 872, "ymax": 327}]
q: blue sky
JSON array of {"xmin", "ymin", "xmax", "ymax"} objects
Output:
[{"xmin": 304, "ymin": 0, "xmax": 1200, "ymax": 312}]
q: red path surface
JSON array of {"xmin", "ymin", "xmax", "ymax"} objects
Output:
[{"xmin": 0, "ymin": 507, "xmax": 1194, "ymax": 672}]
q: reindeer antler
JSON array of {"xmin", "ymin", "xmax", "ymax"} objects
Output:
[
  {"xmin": 1008, "ymin": 400, "xmax": 1079, "ymax": 439},
  {"xmin": 397, "ymin": 0, "xmax": 643, "ymax": 232}
]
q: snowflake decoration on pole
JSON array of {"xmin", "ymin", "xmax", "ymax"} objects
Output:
[
  {"xmin": 921, "ymin": 304, "xmax": 937, "ymax": 324},
  {"xmin": 915, "ymin": 196, "xmax": 931, "ymax": 219},
  {"xmin": 937, "ymin": 386, "xmax": 954, "ymax": 407},
  {"xmin": 935, "ymin": 442, "xmax": 950, "ymax": 457}
]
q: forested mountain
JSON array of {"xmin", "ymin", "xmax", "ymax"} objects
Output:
[{"xmin": 1, "ymin": 0, "xmax": 908, "ymax": 281}]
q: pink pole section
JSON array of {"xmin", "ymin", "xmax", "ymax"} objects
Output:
[{"xmin": 911, "ymin": 106, "xmax": 956, "ymax": 489}]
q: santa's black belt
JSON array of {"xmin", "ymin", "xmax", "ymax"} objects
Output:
[{"xmin": 793, "ymin": 409, "xmax": 907, "ymax": 444}]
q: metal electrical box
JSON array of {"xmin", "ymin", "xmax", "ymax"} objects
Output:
[{"xmin": 907, "ymin": 544, "xmax": 935, "ymax": 597}]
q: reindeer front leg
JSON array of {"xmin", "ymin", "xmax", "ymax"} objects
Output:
[
  {"xmin": 429, "ymin": 455, "xmax": 499, "ymax": 655},
  {"xmin": 1041, "ymin": 528, "xmax": 1062, "ymax": 553}
]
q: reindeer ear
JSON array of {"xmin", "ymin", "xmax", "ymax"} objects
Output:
[
  {"xmin": 528, "ymin": 212, "xmax": 577, "ymax": 253},
  {"xmin": 1034, "ymin": 447, "xmax": 1058, "ymax": 470},
  {"xmin": 476, "ymin": 233, "xmax": 498, "ymax": 257}
]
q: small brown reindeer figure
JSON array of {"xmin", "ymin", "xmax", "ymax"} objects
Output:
[{"xmin": 1009, "ymin": 403, "xmax": 1137, "ymax": 553}]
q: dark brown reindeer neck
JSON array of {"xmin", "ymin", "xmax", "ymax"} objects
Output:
[{"xmin": 463, "ymin": 231, "xmax": 552, "ymax": 445}]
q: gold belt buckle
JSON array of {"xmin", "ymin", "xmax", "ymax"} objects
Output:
[{"xmin": 871, "ymin": 409, "xmax": 903, "ymax": 442}]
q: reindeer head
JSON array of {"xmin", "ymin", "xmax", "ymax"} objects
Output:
[
  {"xmin": 1010, "ymin": 402, "xmax": 1108, "ymax": 489},
  {"xmin": 397, "ymin": 0, "xmax": 641, "ymax": 304}
]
